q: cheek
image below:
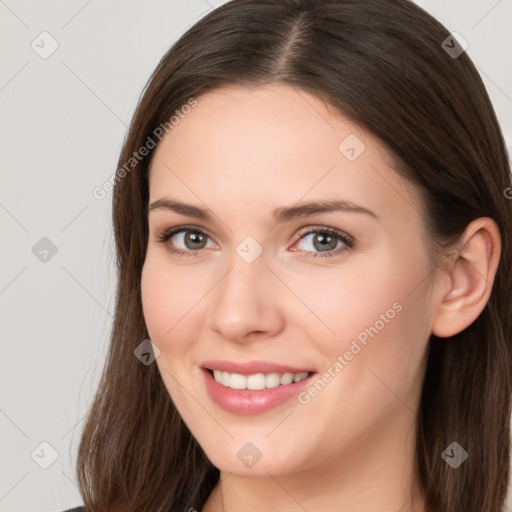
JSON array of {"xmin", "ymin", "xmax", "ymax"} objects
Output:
[
  {"xmin": 141, "ymin": 260, "xmax": 171, "ymax": 341},
  {"xmin": 280, "ymin": 255, "xmax": 418, "ymax": 345},
  {"xmin": 315, "ymin": 253, "xmax": 432, "ymax": 411},
  {"xmin": 140, "ymin": 255, "xmax": 203, "ymax": 353},
  {"xmin": 292, "ymin": 244, "xmax": 432, "ymax": 385},
  {"xmin": 141, "ymin": 256, "xmax": 206, "ymax": 411}
]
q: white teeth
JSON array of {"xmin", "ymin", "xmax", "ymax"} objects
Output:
[
  {"xmin": 265, "ymin": 373, "xmax": 281, "ymax": 388},
  {"xmin": 246, "ymin": 373, "xmax": 266, "ymax": 390},
  {"xmin": 229, "ymin": 373, "xmax": 247, "ymax": 389},
  {"xmin": 214, "ymin": 369, "xmax": 233, "ymax": 387},
  {"xmin": 211, "ymin": 369, "xmax": 310, "ymax": 389},
  {"xmin": 293, "ymin": 372, "xmax": 309, "ymax": 382},
  {"xmin": 280, "ymin": 372, "xmax": 294, "ymax": 385}
]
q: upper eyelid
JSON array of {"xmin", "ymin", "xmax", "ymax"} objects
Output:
[{"xmin": 156, "ymin": 224, "xmax": 349, "ymax": 235}]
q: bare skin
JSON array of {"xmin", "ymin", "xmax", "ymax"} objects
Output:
[{"xmin": 140, "ymin": 83, "xmax": 501, "ymax": 512}]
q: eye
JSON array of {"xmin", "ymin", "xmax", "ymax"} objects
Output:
[
  {"xmin": 155, "ymin": 225, "xmax": 216, "ymax": 256},
  {"xmin": 291, "ymin": 227, "xmax": 355, "ymax": 259},
  {"xmin": 155, "ymin": 225, "xmax": 355, "ymax": 259}
]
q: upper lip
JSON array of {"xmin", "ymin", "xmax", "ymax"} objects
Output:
[{"xmin": 202, "ymin": 360, "xmax": 315, "ymax": 375}]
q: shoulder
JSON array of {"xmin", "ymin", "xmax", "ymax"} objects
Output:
[{"xmin": 62, "ymin": 508, "xmax": 85, "ymax": 512}]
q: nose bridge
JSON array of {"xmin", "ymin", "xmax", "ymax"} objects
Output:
[{"xmin": 206, "ymin": 245, "xmax": 283, "ymax": 341}]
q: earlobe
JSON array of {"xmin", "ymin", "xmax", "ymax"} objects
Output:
[{"xmin": 431, "ymin": 217, "xmax": 501, "ymax": 338}]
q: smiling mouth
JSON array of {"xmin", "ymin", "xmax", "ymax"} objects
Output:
[
  {"xmin": 206, "ymin": 369, "xmax": 312, "ymax": 390},
  {"xmin": 201, "ymin": 364, "xmax": 317, "ymax": 414}
]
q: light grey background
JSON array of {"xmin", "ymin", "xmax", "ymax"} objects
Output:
[{"xmin": 1, "ymin": 1, "xmax": 511, "ymax": 511}]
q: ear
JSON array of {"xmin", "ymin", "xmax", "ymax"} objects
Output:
[{"xmin": 431, "ymin": 217, "xmax": 501, "ymax": 338}]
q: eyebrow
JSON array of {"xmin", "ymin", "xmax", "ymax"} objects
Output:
[{"xmin": 148, "ymin": 197, "xmax": 379, "ymax": 224}]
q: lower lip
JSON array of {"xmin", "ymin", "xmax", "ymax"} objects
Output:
[{"xmin": 202, "ymin": 368, "xmax": 315, "ymax": 414}]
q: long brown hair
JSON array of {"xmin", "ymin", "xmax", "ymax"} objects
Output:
[{"xmin": 76, "ymin": 1, "xmax": 512, "ymax": 510}]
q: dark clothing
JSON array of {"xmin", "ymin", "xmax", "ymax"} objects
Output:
[{"xmin": 63, "ymin": 508, "xmax": 85, "ymax": 512}]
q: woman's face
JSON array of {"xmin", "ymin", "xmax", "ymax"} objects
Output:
[{"xmin": 141, "ymin": 83, "xmax": 438, "ymax": 478}]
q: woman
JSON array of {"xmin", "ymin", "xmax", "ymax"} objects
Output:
[{"xmin": 67, "ymin": 0, "xmax": 512, "ymax": 510}]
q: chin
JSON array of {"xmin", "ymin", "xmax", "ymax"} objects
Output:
[{"xmin": 198, "ymin": 435, "xmax": 308, "ymax": 477}]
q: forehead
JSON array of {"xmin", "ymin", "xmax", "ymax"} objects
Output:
[{"xmin": 148, "ymin": 84, "xmax": 423, "ymax": 226}]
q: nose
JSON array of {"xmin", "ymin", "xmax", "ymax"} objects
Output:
[{"xmin": 206, "ymin": 251, "xmax": 285, "ymax": 343}]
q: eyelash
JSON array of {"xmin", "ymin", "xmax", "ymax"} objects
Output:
[{"xmin": 155, "ymin": 225, "xmax": 355, "ymax": 259}]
